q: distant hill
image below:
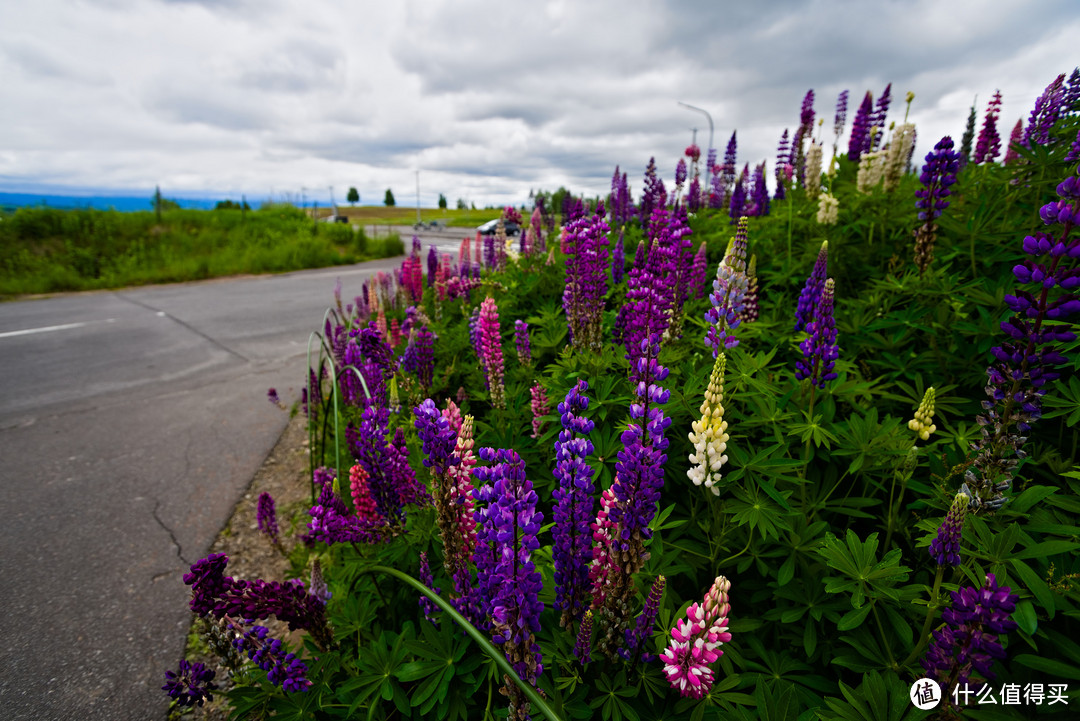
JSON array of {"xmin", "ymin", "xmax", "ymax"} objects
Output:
[{"xmin": 0, "ymin": 192, "xmax": 222, "ymax": 212}]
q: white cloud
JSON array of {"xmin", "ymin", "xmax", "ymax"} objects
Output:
[{"xmin": 1, "ymin": 0, "xmax": 1077, "ymax": 208}]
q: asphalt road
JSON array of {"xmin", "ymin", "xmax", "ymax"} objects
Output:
[{"xmin": 0, "ymin": 255, "xmax": 409, "ymax": 720}]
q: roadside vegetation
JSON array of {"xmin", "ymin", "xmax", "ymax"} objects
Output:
[{"xmin": 0, "ymin": 204, "xmax": 404, "ymax": 298}]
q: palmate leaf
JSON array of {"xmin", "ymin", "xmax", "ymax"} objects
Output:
[
  {"xmin": 728, "ymin": 483, "xmax": 791, "ymax": 542},
  {"xmin": 817, "ymin": 530, "xmax": 910, "ymax": 608},
  {"xmin": 817, "ymin": 670, "xmax": 929, "ymax": 721}
]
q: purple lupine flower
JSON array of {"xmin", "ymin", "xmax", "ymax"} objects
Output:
[
  {"xmin": 313, "ymin": 466, "xmax": 337, "ymax": 489},
  {"xmin": 623, "ymin": 209, "xmax": 676, "ymax": 360},
  {"xmin": 929, "ymin": 492, "xmax": 969, "ymax": 567},
  {"xmin": 834, "ymin": 90, "xmax": 849, "ymax": 142},
  {"xmin": 233, "ymin": 625, "xmax": 312, "ymax": 693},
  {"xmin": 414, "ymin": 398, "xmax": 459, "ymax": 475},
  {"xmin": 775, "ymin": 129, "xmax": 790, "ymax": 200},
  {"xmin": 721, "ymin": 131, "xmax": 737, "ymax": 196},
  {"xmin": 612, "ymin": 228, "xmax": 625, "ymax": 285},
  {"xmin": 472, "ymin": 447, "xmax": 544, "ymax": 719},
  {"xmin": 687, "ymin": 175, "xmax": 701, "ymax": 212},
  {"xmin": 750, "ymin": 162, "xmax": 770, "ymax": 217},
  {"xmin": 728, "ymin": 170, "xmax": 747, "ymax": 224},
  {"xmin": 484, "ymin": 232, "xmax": 496, "ymax": 268},
  {"xmin": 478, "ymin": 297, "xmax": 506, "ymax": 409},
  {"xmin": 562, "ymin": 204, "xmax": 611, "ymax": 352},
  {"xmin": 794, "ymin": 240, "xmax": 829, "ymax": 332},
  {"xmin": 870, "ymin": 83, "xmax": 891, "ymax": 151},
  {"xmin": 348, "ymin": 404, "xmax": 402, "ymax": 524},
  {"xmin": 921, "ymin": 574, "xmax": 1018, "ymax": 702},
  {"xmin": 1067, "ymin": 127, "xmax": 1080, "ymax": 164},
  {"xmin": 468, "ymin": 306, "xmax": 484, "ymax": 373},
  {"xmin": 574, "ymin": 609, "xmax": 593, "ymax": 665},
  {"xmin": 848, "ymin": 91, "xmax": 874, "ymax": 162},
  {"xmin": 267, "ymin": 387, "xmax": 281, "ymax": 407},
  {"xmin": 689, "ymin": 240, "xmax": 708, "ymax": 300},
  {"xmin": 705, "ymin": 217, "xmax": 750, "ymax": 354},
  {"xmin": 914, "ymin": 136, "xmax": 962, "ymax": 274},
  {"xmin": 308, "ymin": 481, "xmax": 387, "ymax": 545},
  {"xmin": 795, "ymin": 278, "xmax": 839, "ymax": 389},
  {"xmin": 163, "ymin": 659, "xmax": 218, "ymax": 708},
  {"xmin": 184, "ymin": 554, "xmax": 334, "ymax": 651},
  {"xmin": 309, "ymin": 560, "xmax": 331, "ymax": 603},
  {"xmin": 426, "ymin": 246, "xmax": 438, "ymax": 287},
  {"xmin": 417, "ymin": 551, "xmax": 441, "ymax": 625},
  {"xmin": 551, "ymin": 380, "xmax": 597, "ymax": 627},
  {"xmin": 791, "ymin": 89, "xmax": 815, "ymax": 186},
  {"xmin": 675, "ymin": 158, "xmax": 687, "ymax": 188},
  {"xmin": 1025, "ymin": 73, "xmax": 1067, "ymax": 147},
  {"xmin": 514, "ymin": 319, "xmax": 531, "ymax": 366},
  {"xmin": 256, "ymin": 492, "xmax": 279, "ymax": 546},
  {"xmin": 1066, "ymin": 67, "xmax": 1080, "ymax": 114},
  {"xmin": 974, "ymin": 91, "xmax": 1003, "ymax": 164},
  {"xmin": 401, "ymin": 324, "xmax": 435, "ymax": 390},
  {"xmin": 388, "ymin": 426, "xmax": 429, "ymax": 507},
  {"xmin": 962, "ymin": 166, "xmax": 1080, "ymax": 512},
  {"xmin": 619, "ymin": 575, "xmax": 665, "ymax": 662},
  {"xmin": 640, "ymin": 157, "xmax": 667, "ymax": 230}
]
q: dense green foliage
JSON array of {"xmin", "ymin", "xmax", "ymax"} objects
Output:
[
  {"xmin": 181, "ymin": 113, "xmax": 1080, "ymax": 721},
  {"xmin": 0, "ymin": 204, "xmax": 404, "ymax": 297}
]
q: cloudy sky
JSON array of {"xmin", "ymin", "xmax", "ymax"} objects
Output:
[{"xmin": 2, "ymin": 0, "xmax": 1077, "ymax": 208}]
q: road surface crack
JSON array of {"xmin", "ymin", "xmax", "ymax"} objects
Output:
[
  {"xmin": 152, "ymin": 500, "xmax": 190, "ymax": 566},
  {"xmin": 114, "ymin": 293, "xmax": 250, "ymax": 363}
]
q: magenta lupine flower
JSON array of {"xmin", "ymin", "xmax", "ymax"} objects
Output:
[
  {"xmin": 1003, "ymin": 119, "xmax": 1024, "ymax": 165},
  {"xmin": 308, "ymin": 481, "xmax": 388, "ymax": 545},
  {"xmin": 588, "ymin": 484, "xmax": 619, "ymax": 610},
  {"xmin": 442, "ymin": 399, "xmax": 463, "ymax": 435},
  {"xmin": 552, "ymin": 380, "xmax": 597, "ymax": 627},
  {"xmin": 794, "ymin": 240, "xmax": 828, "ymax": 332},
  {"xmin": 660, "ymin": 576, "xmax": 733, "ymax": 699},
  {"xmin": 921, "ymin": 573, "xmax": 1018, "ymax": 702},
  {"xmin": 163, "ymin": 659, "xmax": 218, "ymax": 707},
  {"xmin": 349, "ymin": 465, "xmax": 381, "ymax": 525},
  {"xmin": 459, "ymin": 235, "xmax": 472, "ymax": 278},
  {"xmin": 775, "ymin": 129, "xmax": 790, "ymax": 200},
  {"xmin": 472, "ymin": 447, "xmax": 544, "ymax": 719},
  {"xmin": 930, "ymin": 492, "xmax": 969, "ymax": 567},
  {"xmin": 184, "ymin": 553, "xmax": 334, "ymax": 651},
  {"xmin": 974, "ymin": 91, "xmax": 1003, "ymax": 164},
  {"xmin": 704, "ymin": 217, "xmax": 750, "ymax": 354},
  {"xmin": 795, "ymin": 278, "xmax": 839, "ymax": 389},
  {"xmin": 417, "ymin": 551, "xmax": 441, "ymax": 625},
  {"xmin": 612, "ymin": 228, "xmax": 625, "ymax": 285},
  {"xmin": 256, "ymin": 492, "xmax": 279, "ymax": 546},
  {"xmin": 232, "ymin": 624, "xmax": 312, "ymax": 693},
  {"xmin": 478, "ymin": 297, "xmax": 506, "ymax": 409},
  {"xmin": 914, "ymin": 136, "xmax": 962, "ymax": 274},
  {"xmin": 848, "ymin": 91, "xmax": 874, "ymax": 162},
  {"xmin": 689, "ymin": 240, "xmax": 708, "ymax": 300},
  {"xmin": 685, "ymin": 144, "xmax": 701, "ymax": 162},
  {"xmin": 619, "ymin": 575, "xmax": 665, "ymax": 662},
  {"xmin": 1025, "ymin": 73, "xmax": 1067, "ymax": 147},
  {"xmin": 530, "ymin": 382, "xmax": 550, "ymax": 439}
]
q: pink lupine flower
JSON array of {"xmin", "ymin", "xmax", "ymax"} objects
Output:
[
  {"xmin": 349, "ymin": 464, "xmax": 381, "ymax": 525},
  {"xmin": 588, "ymin": 483, "xmax": 621, "ymax": 610},
  {"xmin": 529, "ymin": 382, "xmax": 550, "ymax": 439},
  {"xmin": 389, "ymin": 318, "xmax": 402, "ymax": 347},
  {"xmin": 478, "ymin": 297, "xmax": 506, "ymax": 409},
  {"xmin": 375, "ymin": 306, "xmax": 388, "ymax": 343},
  {"xmin": 660, "ymin": 576, "xmax": 733, "ymax": 699},
  {"xmin": 441, "ymin": 399, "xmax": 463, "ymax": 436}
]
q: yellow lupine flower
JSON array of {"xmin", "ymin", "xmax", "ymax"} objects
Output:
[
  {"xmin": 688, "ymin": 352, "xmax": 730, "ymax": 495},
  {"xmin": 908, "ymin": 386, "xmax": 937, "ymax": 441}
]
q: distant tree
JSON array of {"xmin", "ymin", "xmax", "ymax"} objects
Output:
[
  {"xmin": 384, "ymin": 189, "xmax": 396, "ymax": 207},
  {"xmin": 457, "ymin": 198, "xmax": 467, "ymax": 210},
  {"xmin": 215, "ymin": 199, "xmax": 250, "ymax": 210},
  {"xmin": 471, "ymin": 202, "xmax": 476, "ymax": 210},
  {"xmin": 347, "ymin": 187, "xmax": 359, "ymax": 206},
  {"xmin": 438, "ymin": 193, "xmax": 447, "ymax": 210}
]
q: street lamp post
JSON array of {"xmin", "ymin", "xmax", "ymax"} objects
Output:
[
  {"xmin": 678, "ymin": 102, "xmax": 713, "ymax": 159},
  {"xmin": 415, "ymin": 171, "xmax": 421, "ymax": 226}
]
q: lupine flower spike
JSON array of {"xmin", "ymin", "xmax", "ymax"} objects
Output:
[
  {"xmin": 921, "ymin": 573, "xmax": 1018, "ymax": 704},
  {"xmin": 620, "ymin": 575, "xmax": 665, "ymax": 662},
  {"xmin": 929, "ymin": 492, "xmax": 969, "ymax": 567},
  {"xmin": 795, "ymin": 278, "xmax": 839, "ymax": 389},
  {"xmin": 908, "ymin": 387, "xmax": 937, "ymax": 440},
  {"xmin": 529, "ymin": 383, "xmax": 550, "ymax": 439},
  {"xmin": 163, "ymin": 660, "xmax": 218, "ymax": 708},
  {"xmin": 256, "ymin": 492, "xmax": 280, "ymax": 548},
  {"xmin": 574, "ymin": 609, "xmax": 593, "ymax": 666},
  {"xmin": 660, "ymin": 576, "xmax": 733, "ymax": 699},
  {"xmin": 795, "ymin": 241, "xmax": 828, "ymax": 332},
  {"xmin": 704, "ymin": 217, "xmax": 750, "ymax": 354},
  {"xmin": 688, "ymin": 353, "xmax": 730, "ymax": 496},
  {"xmin": 478, "ymin": 297, "xmax": 506, "ymax": 409}
]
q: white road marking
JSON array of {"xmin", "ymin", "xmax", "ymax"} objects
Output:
[{"xmin": 0, "ymin": 318, "xmax": 116, "ymax": 339}]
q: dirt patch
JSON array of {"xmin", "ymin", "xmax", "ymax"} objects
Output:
[{"xmin": 170, "ymin": 412, "xmax": 316, "ymax": 721}]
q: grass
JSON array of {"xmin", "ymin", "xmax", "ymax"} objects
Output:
[{"xmin": 0, "ymin": 204, "xmax": 406, "ymax": 298}]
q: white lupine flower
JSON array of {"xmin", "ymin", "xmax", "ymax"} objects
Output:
[{"xmin": 688, "ymin": 353, "xmax": 730, "ymax": 495}]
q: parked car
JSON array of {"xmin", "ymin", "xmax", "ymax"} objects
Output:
[{"xmin": 477, "ymin": 219, "xmax": 520, "ymax": 236}]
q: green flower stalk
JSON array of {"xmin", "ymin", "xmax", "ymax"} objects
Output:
[
  {"xmin": 688, "ymin": 353, "xmax": 730, "ymax": 496},
  {"xmin": 908, "ymin": 387, "xmax": 937, "ymax": 441}
]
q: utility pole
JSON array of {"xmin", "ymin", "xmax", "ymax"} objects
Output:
[
  {"xmin": 301, "ymin": 187, "xmax": 308, "ymax": 215},
  {"xmin": 415, "ymin": 170, "xmax": 421, "ymax": 226}
]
